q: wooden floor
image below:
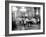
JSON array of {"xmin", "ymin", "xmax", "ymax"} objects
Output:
[{"xmin": 14, "ymin": 24, "xmax": 40, "ymax": 30}]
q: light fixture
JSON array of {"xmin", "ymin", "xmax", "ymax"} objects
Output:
[
  {"xmin": 36, "ymin": 8, "xmax": 39, "ymax": 15},
  {"xmin": 20, "ymin": 7, "xmax": 26, "ymax": 12},
  {"xmin": 12, "ymin": 7, "xmax": 18, "ymax": 11}
]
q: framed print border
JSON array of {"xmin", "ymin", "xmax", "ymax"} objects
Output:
[{"xmin": 5, "ymin": 1, "xmax": 45, "ymax": 36}]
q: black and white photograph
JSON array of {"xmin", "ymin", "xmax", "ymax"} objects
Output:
[
  {"xmin": 9, "ymin": 3, "xmax": 44, "ymax": 34},
  {"xmin": 5, "ymin": 1, "xmax": 45, "ymax": 36},
  {"xmin": 12, "ymin": 6, "xmax": 40, "ymax": 30}
]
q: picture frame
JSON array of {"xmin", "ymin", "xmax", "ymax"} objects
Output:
[{"xmin": 5, "ymin": 1, "xmax": 45, "ymax": 36}]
